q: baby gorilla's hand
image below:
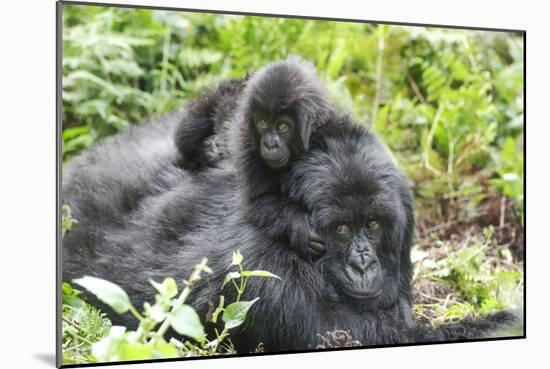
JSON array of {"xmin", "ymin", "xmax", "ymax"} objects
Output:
[
  {"xmin": 300, "ymin": 215, "xmax": 325, "ymax": 258},
  {"xmin": 308, "ymin": 228, "xmax": 325, "ymax": 257},
  {"xmin": 287, "ymin": 211, "xmax": 325, "ymax": 259},
  {"xmin": 179, "ymin": 136, "xmax": 226, "ymax": 170},
  {"xmin": 202, "ymin": 136, "xmax": 225, "ymax": 165}
]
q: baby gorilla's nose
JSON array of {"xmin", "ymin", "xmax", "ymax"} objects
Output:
[{"xmin": 262, "ymin": 139, "xmax": 279, "ymax": 150}]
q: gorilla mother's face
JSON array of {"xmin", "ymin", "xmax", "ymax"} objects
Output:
[
  {"xmin": 284, "ymin": 128, "xmax": 413, "ymax": 307},
  {"xmin": 329, "ymin": 217, "xmax": 385, "ymax": 299},
  {"xmin": 320, "ymin": 187, "xmax": 407, "ymax": 304}
]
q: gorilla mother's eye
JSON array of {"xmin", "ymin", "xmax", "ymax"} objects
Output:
[
  {"xmin": 367, "ymin": 220, "xmax": 381, "ymax": 232},
  {"xmin": 336, "ymin": 224, "xmax": 351, "ymax": 235},
  {"xmin": 256, "ymin": 119, "xmax": 268, "ymax": 129}
]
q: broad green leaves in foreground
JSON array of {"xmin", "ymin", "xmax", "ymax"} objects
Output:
[
  {"xmin": 73, "ymin": 276, "xmax": 132, "ymax": 314},
  {"xmin": 222, "ymin": 298, "xmax": 260, "ymax": 329},
  {"xmin": 170, "ymin": 305, "xmax": 206, "ymax": 342},
  {"xmin": 64, "ymin": 252, "xmax": 280, "ymax": 364}
]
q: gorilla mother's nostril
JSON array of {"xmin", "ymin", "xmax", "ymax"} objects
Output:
[
  {"xmin": 349, "ymin": 259, "xmax": 364, "ymax": 275},
  {"xmin": 366, "ymin": 260, "xmax": 378, "ymax": 273}
]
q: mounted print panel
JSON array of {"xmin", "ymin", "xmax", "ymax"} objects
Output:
[{"xmin": 56, "ymin": 1, "xmax": 525, "ymax": 367}]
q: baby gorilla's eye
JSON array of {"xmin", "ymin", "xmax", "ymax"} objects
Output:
[
  {"xmin": 277, "ymin": 122, "xmax": 289, "ymax": 133},
  {"xmin": 336, "ymin": 224, "xmax": 351, "ymax": 235},
  {"xmin": 256, "ymin": 119, "xmax": 268, "ymax": 129},
  {"xmin": 367, "ymin": 220, "xmax": 381, "ymax": 232}
]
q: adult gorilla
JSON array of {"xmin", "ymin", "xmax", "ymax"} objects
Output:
[{"xmin": 62, "ymin": 112, "xmax": 516, "ymax": 352}]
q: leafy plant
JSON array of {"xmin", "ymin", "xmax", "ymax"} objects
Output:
[
  {"xmin": 61, "ymin": 204, "xmax": 78, "ymax": 237},
  {"xmin": 412, "ymin": 227, "xmax": 523, "ymax": 324},
  {"xmin": 62, "ymin": 283, "xmax": 111, "ymax": 364},
  {"xmin": 64, "ymin": 252, "xmax": 279, "ymax": 363},
  {"xmin": 490, "ymin": 136, "xmax": 524, "ymax": 223}
]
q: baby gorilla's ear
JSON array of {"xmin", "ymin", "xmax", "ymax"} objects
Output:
[{"xmin": 298, "ymin": 112, "xmax": 314, "ymax": 151}]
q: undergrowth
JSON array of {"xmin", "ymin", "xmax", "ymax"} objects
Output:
[{"xmin": 62, "ymin": 252, "xmax": 279, "ymax": 364}]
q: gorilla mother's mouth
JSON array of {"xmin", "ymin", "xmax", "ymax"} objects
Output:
[
  {"xmin": 342, "ymin": 286, "xmax": 382, "ymax": 300},
  {"xmin": 264, "ymin": 156, "xmax": 289, "ymax": 169},
  {"xmin": 337, "ymin": 263, "xmax": 383, "ymax": 299}
]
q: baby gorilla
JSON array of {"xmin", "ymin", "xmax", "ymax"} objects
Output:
[
  {"xmin": 174, "ymin": 57, "xmax": 333, "ymax": 170},
  {"xmin": 174, "ymin": 57, "xmax": 336, "ymax": 258}
]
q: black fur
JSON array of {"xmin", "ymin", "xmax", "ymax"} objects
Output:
[
  {"xmin": 176, "ymin": 58, "xmax": 339, "ymax": 259},
  {"xmin": 174, "ymin": 78, "xmax": 247, "ymax": 170},
  {"xmin": 62, "ymin": 114, "xmax": 518, "ymax": 353},
  {"xmin": 174, "ymin": 57, "xmax": 333, "ymax": 170}
]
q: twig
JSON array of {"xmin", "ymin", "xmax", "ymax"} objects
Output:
[
  {"xmin": 62, "ymin": 316, "xmax": 81, "ymax": 332},
  {"xmin": 63, "ymin": 316, "xmax": 94, "ymax": 346},
  {"xmin": 64, "ymin": 342, "xmax": 85, "ymax": 353},
  {"xmin": 420, "ymin": 219, "xmax": 457, "ymax": 236},
  {"xmin": 153, "ymin": 258, "xmax": 209, "ymax": 341},
  {"xmin": 500, "ymin": 196, "xmax": 506, "ymax": 228},
  {"xmin": 413, "ymin": 310, "xmax": 434, "ymax": 321},
  {"xmin": 418, "ymin": 219, "xmax": 427, "ymax": 234},
  {"xmin": 460, "ymin": 234, "xmax": 472, "ymax": 249},
  {"xmin": 442, "ymin": 293, "xmax": 454, "ymax": 309},
  {"xmin": 159, "ymin": 25, "xmax": 172, "ymax": 95},
  {"xmin": 407, "ymin": 73, "xmax": 427, "ymax": 104},
  {"xmin": 69, "ymin": 332, "xmax": 94, "ymax": 346},
  {"xmin": 423, "ymin": 102, "xmax": 444, "ymax": 175},
  {"xmin": 370, "ymin": 25, "xmax": 385, "ymax": 127},
  {"xmin": 447, "ymin": 139, "xmax": 455, "ymax": 192},
  {"xmin": 417, "ymin": 292, "xmax": 446, "ymax": 302}
]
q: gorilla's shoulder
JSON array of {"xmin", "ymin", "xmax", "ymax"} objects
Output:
[
  {"xmin": 310, "ymin": 115, "xmax": 389, "ymax": 164},
  {"xmin": 62, "ymin": 110, "xmax": 189, "ymax": 225},
  {"xmin": 65, "ymin": 109, "xmax": 184, "ymax": 171}
]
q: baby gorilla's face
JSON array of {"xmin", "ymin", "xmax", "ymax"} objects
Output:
[{"xmin": 254, "ymin": 115, "xmax": 296, "ymax": 169}]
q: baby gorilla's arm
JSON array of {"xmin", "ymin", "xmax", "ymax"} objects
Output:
[
  {"xmin": 246, "ymin": 194, "xmax": 325, "ymax": 258},
  {"xmin": 174, "ymin": 111, "xmax": 218, "ymax": 170},
  {"xmin": 174, "ymin": 78, "xmax": 246, "ymax": 170}
]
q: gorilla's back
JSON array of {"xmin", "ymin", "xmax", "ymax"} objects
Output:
[{"xmin": 62, "ymin": 112, "xmax": 187, "ymax": 279}]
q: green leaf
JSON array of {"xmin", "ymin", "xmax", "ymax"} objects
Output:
[
  {"xmin": 211, "ymin": 295, "xmax": 225, "ymax": 323},
  {"xmin": 63, "ymin": 293, "xmax": 85, "ymax": 313},
  {"xmin": 73, "ymin": 276, "xmax": 132, "ymax": 314},
  {"xmin": 62, "ymin": 282, "xmax": 80, "ymax": 298},
  {"xmin": 62, "ymin": 205, "xmax": 78, "ymax": 237},
  {"xmin": 222, "ymin": 271, "xmax": 240, "ymax": 289},
  {"xmin": 169, "ymin": 304, "xmax": 205, "ymax": 342},
  {"xmin": 222, "ymin": 298, "xmax": 259, "ymax": 329},
  {"xmin": 153, "ymin": 340, "xmax": 180, "ymax": 359},
  {"xmin": 91, "ymin": 326, "xmax": 127, "ymax": 361},
  {"xmin": 203, "ymin": 265, "xmax": 213, "ymax": 274},
  {"xmin": 120, "ymin": 342, "xmax": 154, "ymax": 361},
  {"xmin": 144, "ymin": 302, "xmax": 166, "ymax": 323},
  {"xmin": 241, "ymin": 270, "xmax": 281, "ymax": 280},
  {"xmin": 62, "ymin": 126, "xmax": 90, "ymax": 141},
  {"xmin": 231, "ymin": 250, "xmax": 243, "ymax": 266},
  {"xmin": 150, "ymin": 278, "xmax": 178, "ymax": 299}
]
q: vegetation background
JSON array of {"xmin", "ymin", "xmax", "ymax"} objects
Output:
[{"xmin": 61, "ymin": 4, "xmax": 524, "ymax": 364}]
